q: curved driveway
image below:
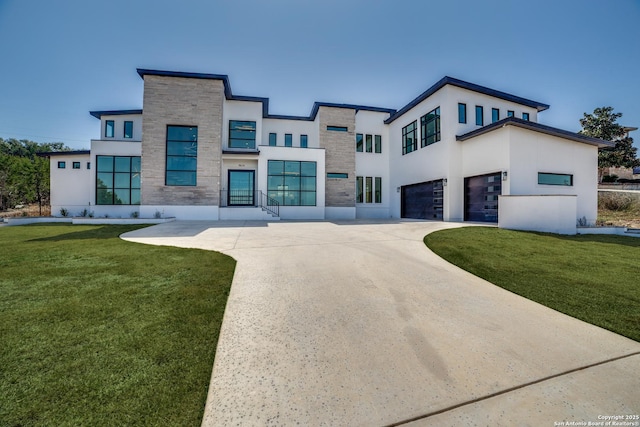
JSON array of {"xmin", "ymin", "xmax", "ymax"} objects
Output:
[{"xmin": 122, "ymin": 220, "xmax": 640, "ymax": 426}]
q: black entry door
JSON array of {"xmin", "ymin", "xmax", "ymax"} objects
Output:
[
  {"xmin": 401, "ymin": 179, "xmax": 444, "ymax": 220},
  {"xmin": 228, "ymin": 170, "xmax": 255, "ymax": 206},
  {"xmin": 464, "ymin": 172, "xmax": 502, "ymax": 222}
]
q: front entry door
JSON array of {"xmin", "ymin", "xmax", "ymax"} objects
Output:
[{"xmin": 228, "ymin": 170, "xmax": 255, "ymax": 206}]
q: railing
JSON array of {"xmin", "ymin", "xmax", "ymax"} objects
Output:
[{"xmin": 219, "ymin": 190, "xmax": 279, "ymax": 217}]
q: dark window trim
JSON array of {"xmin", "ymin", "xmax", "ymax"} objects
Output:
[
  {"xmin": 58, "ymin": 161, "xmax": 66, "ymax": 169},
  {"xmin": 166, "ymin": 125, "xmax": 198, "ymax": 186},
  {"xmin": 507, "ymin": 110, "xmax": 515, "ymax": 117},
  {"xmin": 269, "ymin": 132, "xmax": 277, "ymax": 146},
  {"xmin": 96, "ymin": 155, "xmax": 141, "ymax": 205},
  {"xmin": 365, "ymin": 177, "xmax": 373, "ymax": 203},
  {"xmin": 105, "ymin": 120, "xmax": 114, "ymax": 138},
  {"xmin": 300, "ymin": 134, "xmax": 308, "ymax": 148},
  {"xmin": 87, "ymin": 162, "xmax": 91, "ymax": 169},
  {"xmin": 538, "ymin": 172, "xmax": 573, "ymax": 186},
  {"xmin": 228, "ymin": 120, "xmax": 257, "ymax": 149},
  {"xmin": 123, "ymin": 120, "xmax": 133, "ymax": 139},
  {"xmin": 374, "ymin": 135, "xmax": 382, "ymax": 153},
  {"xmin": 356, "ymin": 133, "xmax": 363, "ymax": 152},
  {"xmin": 327, "ymin": 125, "xmax": 348, "ymax": 132},
  {"xmin": 458, "ymin": 103, "xmax": 467, "ymax": 124},
  {"xmin": 72, "ymin": 161, "xmax": 81, "ymax": 169},
  {"xmin": 267, "ymin": 160, "xmax": 317, "ymax": 206},
  {"xmin": 284, "ymin": 133, "xmax": 292, "ymax": 147},
  {"xmin": 365, "ymin": 134, "xmax": 373, "ymax": 152},
  {"xmin": 475, "ymin": 106, "xmax": 484, "ymax": 126},
  {"xmin": 356, "ymin": 176, "xmax": 363, "ymax": 203},
  {"xmin": 402, "ymin": 120, "xmax": 418, "ymax": 155},
  {"xmin": 327, "ymin": 173, "xmax": 348, "ymax": 179},
  {"xmin": 492, "ymin": 108, "xmax": 499, "ymax": 123},
  {"xmin": 374, "ymin": 176, "xmax": 382, "ymax": 204},
  {"xmin": 522, "ymin": 112, "xmax": 530, "ymax": 121},
  {"xmin": 420, "ymin": 107, "xmax": 441, "ymax": 147}
]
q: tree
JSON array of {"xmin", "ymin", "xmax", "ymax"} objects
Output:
[{"xmin": 579, "ymin": 107, "xmax": 639, "ymax": 176}]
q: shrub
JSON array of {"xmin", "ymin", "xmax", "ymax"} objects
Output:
[
  {"xmin": 59, "ymin": 208, "xmax": 69, "ymax": 217},
  {"xmin": 154, "ymin": 210, "xmax": 162, "ymax": 219},
  {"xmin": 130, "ymin": 211, "xmax": 139, "ymax": 218},
  {"xmin": 602, "ymin": 174, "xmax": 619, "ymax": 183},
  {"xmin": 79, "ymin": 208, "xmax": 89, "ymax": 217},
  {"xmin": 598, "ymin": 192, "xmax": 636, "ymax": 211}
]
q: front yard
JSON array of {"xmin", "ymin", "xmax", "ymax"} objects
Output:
[
  {"xmin": 425, "ymin": 227, "xmax": 640, "ymax": 342},
  {"xmin": 0, "ymin": 224, "xmax": 235, "ymax": 426}
]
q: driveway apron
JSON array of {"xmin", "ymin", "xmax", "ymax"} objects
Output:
[{"xmin": 122, "ymin": 220, "xmax": 640, "ymax": 426}]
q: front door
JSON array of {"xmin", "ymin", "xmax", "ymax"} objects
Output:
[{"xmin": 228, "ymin": 170, "xmax": 255, "ymax": 206}]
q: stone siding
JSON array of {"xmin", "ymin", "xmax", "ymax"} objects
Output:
[
  {"xmin": 141, "ymin": 75, "xmax": 223, "ymax": 206},
  {"xmin": 318, "ymin": 107, "xmax": 356, "ymax": 207}
]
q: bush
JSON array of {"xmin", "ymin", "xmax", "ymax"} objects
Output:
[
  {"xmin": 602, "ymin": 174, "xmax": 619, "ymax": 183},
  {"xmin": 598, "ymin": 192, "xmax": 637, "ymax": 211},
  {"xmin": 59, "ymin": 208, "xmax": 69, "ymax": 217}
]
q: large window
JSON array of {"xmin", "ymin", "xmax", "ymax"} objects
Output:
[
  {"xmin": 229, "ymin": 120, "xmax": 256, "ymax": 149},
  {"xmin": 375, "ymin": 135, "xmax": 381, "ymax": 153},
  {"xmin": 402, "ymin": 121, "xmax": 417, "ymax": 155},
  {"xmin": 475, "ymin": 106, "xmax": 484, "ymax": 126},
  {"xmin": 166, "ymin": 125, "xmax": 197, "ymax": 186},
  {"xmin": 538, "ymin": 172, "xmax": 573, "ymax": 186},
  {"xmin": 124, "ymin": 121, "xmax": 133, "ymax": 139},
  {"xmin": 96, "ymin": 155, "xmax": 141, "ymax": 205},
  {"xmin": 492, "ymin": 108, "xmax": 500, "ymax": 123},
  {"xmin": 458, "ymin": 103, "xmax": 467, "ymax": 124},
  {"xmin": 300, "ymin": 135, "xmax": 308, "ymax": 148},
  {"xmin": 356, "ymin": 134, "xmax": 363, "ymax": 152},
  {"xmin": 269, "ymin": 133, "xmax": 277, "ymax": 146},
  {"xmin": 421, "ymin": 107, "xmax": 441, "ymax": 147},
  {"xmin": 267, "ymin": 160, "xmax": 316, "ymax": 206},
  {"xmin": 105, "ymin": 120, "xmax": 114, "ymax": 138}
]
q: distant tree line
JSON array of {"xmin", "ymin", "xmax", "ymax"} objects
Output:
[{"xmin": 0, "ymin": 138, "xmax": 72, "ymax": 214}]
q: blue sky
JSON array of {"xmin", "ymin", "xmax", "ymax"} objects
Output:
[{"xmin": 0, "ymin": 0, "xmax": 639, "ymax": 150}]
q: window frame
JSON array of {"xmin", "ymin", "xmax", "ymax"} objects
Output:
[
  {"xmin": 522, "ymin": 112, "xmax": 530, "ymax": 121},
  {"xmin": 96, "ymin": 155, "xmax": 141, "ymax": 205},
  {"xmin": 327, "ymin": 173, "xmax": 348, "ymax": 179},
  {"xmin": 507, "ymin": 110, "xmax": 515, "ymax": 118},
  {"xmin": 105, "ymin": 120, "xmax": 114, "ymax": 138},
  {"xmin": 228, "ymin": 120, "xmax": 257, "ymax": 149},
  {"xmin": 492, "ymin": 108, "xmax": 500, "ymax": 123},
  {"xmin": 420, "ymin": 107, "xmax": 441, "ymax": 147},
  {"xmin": 123, "ymin": 121, "xmax": 133, "ymax": 139},
  {"xmin": 356, "ymin": 133, "xmax": 363, "ymax": 152},
  {"xmin": 166, "ymin": 125, "xmax": 198, "ymax": 186},
  {"xmin": 356, "ymin": 176, "xmax": 363, "ymax": 203},
  {"xmin": 300, "ymin": 134, "xmax": 308, "ymax": 148},
  {"xmin": 538, "ymin": 172, "xmax": 573, "ymax": 186},
  {"xmin": 402, "ymin": 121, "xmax": 418, "ymax": 155},
  {"xmin": 327, "ymin": 125, "xmax": 348, "ymax": 132},
  {"xmin": 57, "ymin": 161, "xmax": 66, "ymax": 169},
  {"xmin": 268, "ymin": 133, "xmax": 277, "ymax": 146},
  {"xmin": 72, "ymin": 161, "xmax": 81, "ymax": 169},
  {"xmin": 267, "ymin": 160, "xmax": 317, "ymax": 206},
  {"xmin": 365, "ymin": 177, "xmax": 372, "ymax": 203},
  {"xmin": 365, "ymin": 134, "xmax": 373, "ymax": 153},
  {"xmin": 475, "ymin": 106, "xmax": 484, "ymax": 126},
  {"xmin": 374, "ymin": 177, "xmax": 382, "ymax": 203},
  {"xmin": 458, "ymin": 103, "xmax": 467, "ymax": 124},
  {"xmin": 284, "ymin": 133, "xmax": 292, "ymax": 147},
  {"xmin": 374, "ymin": 135, "xmax": 381, "ymax": 153}
]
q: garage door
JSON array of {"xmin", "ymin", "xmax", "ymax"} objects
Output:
[
  {"xmin": 464, "ymin": 172, "xmax": 502, "ymax": 222},
  {"xmin": 401, "ymin": 179, "xmax": 444, "ymax": 220}
]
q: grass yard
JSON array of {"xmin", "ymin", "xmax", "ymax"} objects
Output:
[
  {"xmin": 424, "ymin": 227, "xmax": 640, "ymax": 342},
  {"xmin": 0, "ymin": 224, "xmax": 235, "ymax": 426}
]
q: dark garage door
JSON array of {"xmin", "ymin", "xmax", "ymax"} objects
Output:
[
  {"xmin": 464, "ymin": 172, "xmax": 502, "ymax": 222},
  {"xmin": 401, "ymin": 179, "xmax": 443, "ymax": 220}
]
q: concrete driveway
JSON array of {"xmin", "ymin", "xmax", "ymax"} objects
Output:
[{"xmin": 122, "ymin": 220, "xmax": 640, "ymax": 426}]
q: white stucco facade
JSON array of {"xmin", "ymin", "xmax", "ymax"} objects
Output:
[{"xmin": 47, "ymin": 70, "xmax": 611, "ymax": 233}]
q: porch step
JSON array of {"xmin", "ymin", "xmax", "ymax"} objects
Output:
[{"xmin": 219, "ymin": 207, "xmax": 280, "ymax": 221}]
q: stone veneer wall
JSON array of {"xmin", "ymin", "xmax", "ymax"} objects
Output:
[
  {"xmin": 141, "ymin": 75, "xmax": 223, "ymax": 206},
  {"xmin": 318, "ymin": 106, "xmax": 356, "ymax": 207}
]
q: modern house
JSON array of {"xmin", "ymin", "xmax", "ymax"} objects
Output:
[{"xmin": 47, "ymin": 69, "xmax": 612, "ymax": 231}]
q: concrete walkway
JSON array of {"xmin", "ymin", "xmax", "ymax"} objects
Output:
[{"xmin": 122, "ymin": 220, "xmax": 640, "ymax": 426}]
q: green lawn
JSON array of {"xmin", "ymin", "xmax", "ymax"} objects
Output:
[
  {"xmin": 0, "ymin": 224, "xmax": 235, "ymax": 426},
  {"xmin": 424, "ymin": 227, "xmax": 640, "ymax": 342}
]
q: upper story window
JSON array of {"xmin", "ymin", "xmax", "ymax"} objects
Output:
[
  {"xmin": 166, "ymin": 125, "xmax": 197, "ymax": 186},
  {"xmin": 402, "ymin": 121, "xmax": 418, "ymax": 155},
  {"xmin": 73, "ymin": 162, "xmax": 81, "ymax": 169},
  {"xmin": 375, "ymin": 135, "xmax": 381, "ymax": 153},
  {"xmin": 87, "ymin": 162, "xmax": 91, "ymax": 169},
  {"xmin": 300, "ymin": 135, "xmax": 308, "ymax": 148},
  {"xmin": 492, "ymin": 108, "xmax": 499, "ymax": 123},
  {"xmin": 356, "ymin": 134, "xmax": 363, "ymax": 152},
  {"xmin": 522, "ymin": 112, "xmax": 530, "ymax": 121},
  {"xmin": 458, "ymin": 103, "xmax": 467, "ymax": 124},
  {"xmin": 229, "ymin": 121, "xmax": 256, "ymax": 149},
  {"xmin": 475, "ymin": 106, "xmax": 484, "ymax": 126},
  {"xmin": 105, "ymin": 120, "xmax": 114, "ymax": 138},
  {"xmin": 124, "ymin": 121, "xmax": 133, "ymax": 139},
  {"xmin": 421, "ymin": 107, "xmax": 441, "ymax": 147},
  {"xmin": 507, "ymin": 110, "xmax": 514, "ymax": 118},
  {"xmin": 366, "ymin": 135, "xmax": 373, "ymax": 152},
  {"xmin": 269, "ymin": 133, "xmax": 277, "ymax": 146},
  {"xmin": 285, "ymin": 134, "xmax": 292, "ymax": 147},
  {"xmin": 327, "ymin": 125, "xmax": 348, "ymax": 132},
  {"xmin": 58, "ymin": 161, "xmax": 66, "ymax": 169}
]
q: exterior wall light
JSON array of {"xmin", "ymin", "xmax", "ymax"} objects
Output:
[
  {"xmin": 396, "ymin": 187, "xmax": 400, "ymax": 193},
  {"xmin": 502, "ymin": 171, "xmax": 508, "ymax": 181}
]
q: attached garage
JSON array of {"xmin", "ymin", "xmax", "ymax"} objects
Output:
[
  {"xmin": 401, "ymin": 179, "xmax": 444, "ymax": 220},
  {"xmin": 464, "ymin": 172, "xmax": 502, "ymax": 222}
]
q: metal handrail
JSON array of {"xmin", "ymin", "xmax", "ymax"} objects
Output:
[{"xmin": 219, "ymin": 190, "xmax": 279, "ymax": 217}]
